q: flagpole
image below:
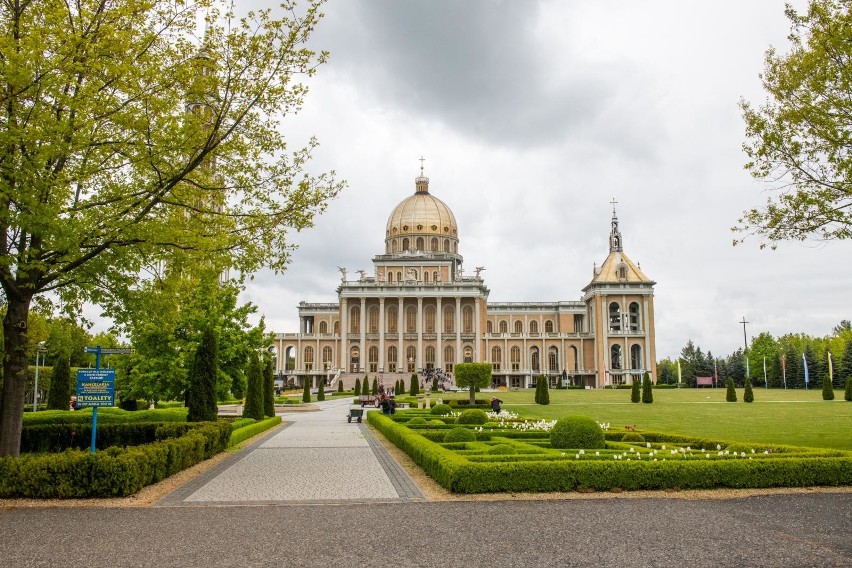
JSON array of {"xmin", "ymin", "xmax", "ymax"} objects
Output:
[{"xmin": 782, "ymin": 354, "xmax": 787, "ymax": 390}]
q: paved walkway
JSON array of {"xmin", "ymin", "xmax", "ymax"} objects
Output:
[{"xmin": 157, "ymin": 398, "xmax": 424, "ymax": 506}]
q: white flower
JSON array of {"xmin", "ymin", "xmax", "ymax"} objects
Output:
[
  {"xmin": 579, "ymin": 449, "xmax": 585, "ymax": 455},
  {"xmin": 575, "ymin": 454, "xmax": 580, "ymax": 459},
  {"xmin": 595, "ymin": 451, "xmax": 600, "ymax": 456},
  {"xmin": 705, "ymin": 453, "xmax": 710, "ymax": 458},
  {"xmin": 716, "ymin": 444, "xmax": 722, "ymax": 450},
  {"xmin": 646, "ymin": 442, "xmax": 651, "ymax": 448},
  {"xmin": 661, "ymin": 445, "xmax": 666, "ymax": 450},
  {"xmin": 561, "ymin": 452, "xmax": 566, "ymax": 457}
]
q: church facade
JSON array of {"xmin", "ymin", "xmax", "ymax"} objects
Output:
[{"xmin": 273, "ymin": 169, "xmax": 656, "ymax": 389}]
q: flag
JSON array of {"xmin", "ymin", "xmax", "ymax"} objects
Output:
[
  {"xmin": 781, "ymin": 354, "xmax": 787, "ymax": 390},
  {"xmin": 746, "ymin": 357, "xmax": 750, "ymax": 380},
  {"xmin": 763, "ymin": 356, "xmax": 767, "ymax": 389},
  {"xmin": 714, "ymin": 359, "xmax": 718, "ymax": 387},
  {"xmin": 828, "ymin": 352, "xmax": 834, "ymax": 387},
  {"xmin": 677, "ymin": 360, "xmax": 682, "ymax": 386},
  {"xmin": 802, "ymin": 353, "xmax": 809, "ymax": 389}
]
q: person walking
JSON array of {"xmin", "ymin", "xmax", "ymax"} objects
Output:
[{"xmin": 490, "ymin": 396, "xmax": 503, "ymax": 414}]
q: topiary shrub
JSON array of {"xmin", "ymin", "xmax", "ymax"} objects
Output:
[
  {"xmin": 822, "ymin": 375, "xmax": 835, "ymax": 400},
  {"xmin": 429, "ymin": 419, "xmax": 445, "ymax": 426},
  {"xmin": 641, "ymin": 372, "xmax": 653, "ymax": 404},
  {"xmin": 743, "ymin": 378, "xmax": 754, "ymax": 403},
  {"xmin": 630, "ymin": 379, "xmax": 640, "ymax": 403},
  {"xmin": 726, "ymin": 378, "xmax": 737, "ymax": 402},
  {"xmin": 456, "ymin": 409, "xmax": 488, "ymax": 425},
  {"xmin": 846, "ymin": 377, "xmax": 852, "ymax": 402},
  {"xmin": 487, "ymin": 443, "xmax": 517, "ymax": 455},
  {"xmin": 444, "ymin": 427, "xmax": 476, "ymax": 443},
  {"xmin": 354, "ymin": 377, "xmax": 361, "ymax": 397},
  {"xmin": 338, "ymin": 380, "xmax": 344, "ymax": 393},
  {"xmin": 371, "ymin": 377, "xmax": 378, "ymax": 396},
  {"xmin": 407, "ymin": 417, "xmax": 427, "ymax": 425},
  {"xmin": 431, "ymin": 403, "xmax": 452, "ymax": 416},
  {"xmin": 549, "ymin": 415, "xmax": 605, "ymax": 449},
  {"xmin": 621, "ymin": 432, "xmax": 645, "ymax": 443}
]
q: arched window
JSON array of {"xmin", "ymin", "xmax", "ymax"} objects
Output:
[
  {"xmin": 406, "ymin": 305, "xmax": 417, "ymax": 332},
  {"xmin": 611, "ymin": 345, "xmax": 623, "ymax": 369},
  {"xmin": 387, "ymin": 346, "xmax": 398, "ymax": 372},
  {"xmin": 510, "ymin": 346, "xmax": 521, "ymax": 371},
  {"xmin": 350, "ymin": 305, "xmax": 360, "ymax": 333},
  {"xmin": 424, "ymin": 305, "xmax": 435, "ymax": 333},
  {"xmin": 368, "ymin": 346, "xmax": 378, "ymax": 372},
  {"xmin": 349, "ymin": 346, "xmax": 359, "ymax": 373},
  {"xmin": 486, "ymin": 321, "xmax": 493, "ymax": 334},
  {"xmin": 570, "ymin": 346, "xmax": 579, "ymax": 371},
  {"xmin": 424, "ymin": 272, "xmax": 430, "ymax": 283},
  {"xmin": 609, "ymin": 302, "xmax": 621, "ymax": 331},
  {"xmin": 431, "ymin": 237, "xmax": 438, "ymax": 251},
  {"xmin": 416, "ymin": 237, "xmax": 424, "ymax": 251},
  {"xmin": 491, "ymin": 346, "xmax": 502, "ymax": 371},
  {"xmin": 545, "ymin": 320, "xmax": 554, "ymax": 333},
  {"xmin": 333, "ymin": 321, "xmax": 340, "ymax": 334},
  {"xmin": 514, "ymin": 320, "xmax": 523, "ymax": 334},
  {"xmin": 499, "ymin": 320, "xmax": 508, "ymax": 334},
  {"xmin": 444, "ymin": 346, "xmax": 454, "ymax": 372},
  {"xmin": 425, "ymin": 346, "xmax": 435, "ymax": 369},
  {"xmin": 444, "ymin": 305, "xmax": 454, "ymax": 333},
  {"xmin": 402, "ymin": 238, "xmax": 409, "ymax": 251},
  {"xmin": 304, "ymin": 346, "xmax": 314, "ymax": 371},
  {"xmin": 368, "ymin": 306, "xmax": 379, "ymax": 333},
  {"xmin": 322, "ymin": 346, "xmax": 333, "ymax": 369},
  {"xmin": 388, "ymin": 272, "xmax": 394, "ymax": 283},
  {"xmin": 617, "ymin": 264, "xmax": 628, "ymax": 280},
  {"xmin": 444, "ymin": 239, "xmax": 450, "ymax": 252},
  {"xmin": 629, "ymin": 302, "xmax": 640, "ymax": 331},
  {"xmin": 318, "ymin": 321, "xmax": 328, "ymax": 334},
  {"xmin": 630, "ymin": 344, "xmax": 642, "ymax": 370},
  {"xmin": 463, "ymin": 305, "xmax": 474, "ymax": 333},
  {"xmin": 387, "ymin": 305, "xmax": 398, "ymax": 332},
  {"xmin": 530, "ymin": 320, "xmax": 539, "ymax": 334},
  {"xmin": 397, "ymin": 271, "xmax": 402, "ymax": 282},
  {"xmin": 406, "ymin": 346, "xmax": 417, "ymax": 372},
  {"xmin": 530, "ymin": 347, "xmax": 540, "ymax": 372},
  {"xmin": 548, "ymin": 347, "xmax": 558, "ymax": 372},
  {"xmin": 391, "ymin": 240, "xmax": 397, "ymax": 254},
  {"xmin": 433, "ymin": 271, "xmax": 438, "ymax": 282}
]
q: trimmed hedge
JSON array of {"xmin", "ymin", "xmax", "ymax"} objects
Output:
[
  {"xmin": 0, "ymin": 422, "xmax": 231, "ymax": 498},
  {"xmin": 228, "ymin": 417, "xmax": 282, "ymax": 447},
  {"xmin": 368, "ymin": 413, "xmax": 852, "ymax": 494},
  {"xmin": 456, "ymin": 409, "xmax": 488, "ymax": 425},
  {"xmin": 444, "ymin": 427, "xmax": 477, "ymax": 443},
  {"xmin": 431, "ymin": 404, "xmax": 452, "ymax": 416},
  {"xmin": 550, "ymin": 415, "xmax": 605, "ymax": 449}
]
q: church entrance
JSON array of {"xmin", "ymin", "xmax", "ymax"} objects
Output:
[{"xmin": 350, "ymin": 347, "xmax": 360, "ymax": 373}]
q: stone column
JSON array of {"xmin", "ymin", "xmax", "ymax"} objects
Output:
[
  {"xmin": 397, "ymin": 297, "xmax": 403, "ymax": 374},
  {"xmin": 359, "ymin": 297, "xmax": 366, "ymax": 373},
  {"xmin": 474, "ymin": 297, "xmax": 481, "ymax": 361},
  {"xmin": 455, "ymin": 297, "xmax": 462, "ymax": 365},
  {"xmin": 417, "ymin": 296, "xmax": 423, "ymax": 372},
  {"xmin": 340, "ymin": 298, "xmax": 348, "ymax": 370},
  {"xmin": 436, "ymin": 297, "xmax": 443, "ymax": 371},
  {"xmin": 379, "ymin": 297, "xmax": 385, "ymax": 374}
]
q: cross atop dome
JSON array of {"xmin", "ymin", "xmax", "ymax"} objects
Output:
[
  {"xmin": 609, "ymin": 198, "xmax": 623, "ymax": 252},
  {"xmin": 415, "ymin": 155, "xmax": 429, "ymax": 193}
]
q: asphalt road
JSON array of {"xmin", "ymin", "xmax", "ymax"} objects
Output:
[{"xmin": 1, "ymin": 493, "xmax": 850, "ymax": 568}]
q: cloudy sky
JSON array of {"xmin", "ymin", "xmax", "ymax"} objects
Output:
[{"xmin": 189, "ymin": 0, "xmax": 849, "ymax": 360}]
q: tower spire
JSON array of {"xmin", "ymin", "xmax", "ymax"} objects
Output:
[
  {"xmin": 415, "ymin": 155, "xmax": 429, "ymax": 193},
  {"xmin": 609, "ymin": 198, "xmax": 623, "ymax": 252}
]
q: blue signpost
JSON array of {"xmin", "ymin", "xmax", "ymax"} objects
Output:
[{"xmin": 77, "ymin": 346, "xmax": 133, "ymax": 454}]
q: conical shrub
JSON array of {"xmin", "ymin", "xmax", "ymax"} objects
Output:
[
  {"xmin": 845, "ymin": 377, "xmax": 852, "ymax": 402},
  {"xmin": 371, "ymin": 377, "xmax": 378, "ymax": 395},
  {"xmin": 822, "ymin": 375, "xmax": 835, "ymax": 400},
  {"xmin": 46, "ymin": 353, "xmax": 71, "ymax": 411},
  {"xmin": 338, "ymin": 380, "xmax": 344, "ymax": 393},
  {"xmin": 317, "ymin": 378, "xmax": 325, "ymax": 401},
  {"xmin": 631, "ymin": 378, "xmax": 640, "ymax": 403},
  {"xmin": 726, "ymin": 378, "xmax": 737, "ymax": 402},
  {"xmin": 302, "ymin": 375, "xmax": 311, "ymax": 403},
  {"xmin": 410, "ymin": 373, "xmax": 419, "ymax": 396},
  {"xmin": 354, "ymin": 377, "xmax": 361, "ymax": 396},
  {"xmin": 539, "ymin": 376, "xmax": 550, "ymax": 405},
  {"xmin": 744, "ymin": 378, "xmax": 754, "ymax": 403},
  {"xmin": 642, "ymin": 372, "xmax": 653, "ymax": 404}
]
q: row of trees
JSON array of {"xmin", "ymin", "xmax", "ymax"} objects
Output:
[{"xmin": 659, "ymin": 321, "xmax": 852, "ymax": 389}]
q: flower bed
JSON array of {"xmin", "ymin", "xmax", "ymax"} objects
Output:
[{"xmin": 368, "ymin": 410, "xmax": 852, "ymax": 493}]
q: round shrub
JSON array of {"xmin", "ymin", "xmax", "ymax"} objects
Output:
[
  {"xmin": 407, "ymin": 417, "xmax": 427, "ymax": 425},
  {"xmin": 487, "ymin": 443, "xmax": 517, "ymax": 455},
  {"xmin": 621, "ymin": 432, "xmax": 645, "ymax": 443},
  {"xmin": 431, "ymin": 403, "xmax": 452, "ymax": 416},
  {"xmin": 456, "ymin": 409, "xmax": 488, "ymax": 425},
  {"xmin": 444, "ymin": 427, "xmax": 476, "ymax": 443},
  {"xmin": 549, "ymin": 415, "xmax": 605, "ymax": 449},
  {"xmin": 429, "ymin": 419, "xmax": 445, "ymax": 426}
]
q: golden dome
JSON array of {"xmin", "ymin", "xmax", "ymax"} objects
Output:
[{"xmin": 386, "ymin": 176, "xmax": 458, "ymax": 238}]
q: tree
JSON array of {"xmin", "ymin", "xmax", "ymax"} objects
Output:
[
  {"xmin": 630, "ymin": 378, "xmax": 640, "ymax": 403},
  {"xmin": 822, "ymin": 372, "xmax": 835, "ymax": 400},
  {"xmin": 243, "ymin": 354, "xmax": 264, "ymax": 421},
  {"xmin": 642, "ymin": 372, "xmax": 654, "ymax": 404},
  {"xmin": 538, "ymin": 376, "xmax": 550, "ymax": 405},
  {"xmin": 744, "ymin": 378, "xmax": 754, "ymax": 403},
  {"xmin": 316, "ymin": 377, "xmax": 325, "ymax": 402},
  {"xmin": 337, "ymin": 380, "xmax": 344, "ymax": 393},
  {"xmin": 264, "ymin": 356, "xmax": 275, "ymax": 416},
  {"xmin": 46, "ymin": 353, "xmax": 71, "ymax": 411},
  {"xmin": 354, "ymin": 378, "xmax": 361, "ymax": 397},
  {"xmin": 432, "ymin": 376, "xmax": 439, "ymax": 392},
  {"xmin": 186, "ymin": 327, "xmax": 219, "ymax": 422},
  {"xmin": 454, "ymin": 363, "xmax": 491, "ymax": 405},
  {"xmin": 409, "ymin": 374, "xmax": 419, "ymax": 396},
  {"xmin": 371, "ymin": 377, "xmax": 378, "ymax": 396},
  {"xmin": 840, "ymin": 341, "xmax": 852, "ymax": 387},
  {"xmin": 302, "ymin": 377, "xmax": 311, "ymax": 404},
  {"xmin": 737, "ymin": 1, "xmax": 852, "ymax": 247},
  {"xmin": 726, "ymin": 378, "xmax": 738, "ymax": 402},
  {"xmin": 845, "ymin": 376, "xmax": 852, "ymax": 402},
  {"xmin": 398, "ymin": 378, "xmax": 405, "ymax": 395},
  {"xmin": 0, "ymin": 0, "xmax": 343, "ymax": 456}
]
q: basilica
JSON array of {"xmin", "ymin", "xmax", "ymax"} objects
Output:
[{"xmin": 273, "ymin": 168, "xmax": 657, "ymax": 390}]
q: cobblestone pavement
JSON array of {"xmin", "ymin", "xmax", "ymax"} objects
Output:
[{"xmin": 157, "ymin": 398, "xmax": 424, "ymax": 506}]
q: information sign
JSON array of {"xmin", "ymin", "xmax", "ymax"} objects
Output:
[{"xmin": 76, "ymin": 369, "xmax": 116, "ymax": 408}]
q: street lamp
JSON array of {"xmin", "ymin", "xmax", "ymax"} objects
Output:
[{"xmin": 33, "ymin": 341, "xmax": 48, "ymax": 412}]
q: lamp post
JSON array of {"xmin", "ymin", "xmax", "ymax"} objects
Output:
[{"xmin": 32, "ymin": 341, "xmax": 48, "ymax": 412}]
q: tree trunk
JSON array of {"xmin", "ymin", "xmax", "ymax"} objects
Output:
[{"xmin": 0, "ymin": 293, "xmax": 33, "ymax": 457}]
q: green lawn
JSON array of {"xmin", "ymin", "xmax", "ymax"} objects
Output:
[{"xmin": 436, "ymin": 388, "xmax": 852, "ymax": 451}]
